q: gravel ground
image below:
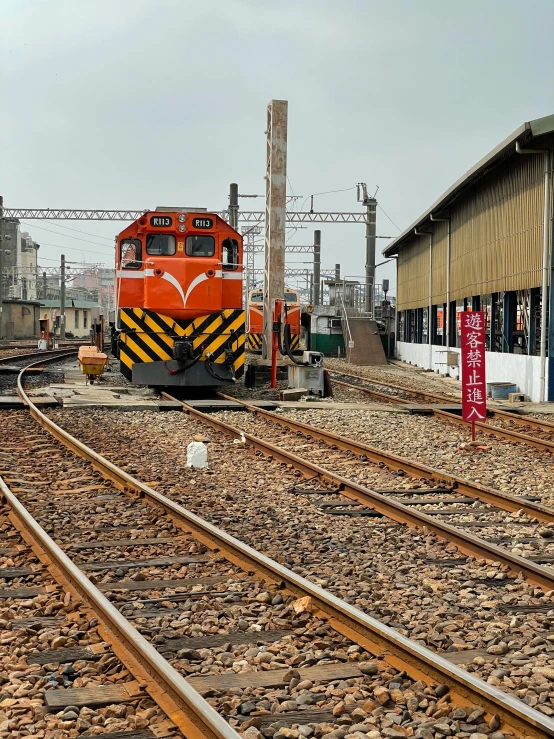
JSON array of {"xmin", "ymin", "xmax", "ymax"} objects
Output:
[
  {"xmin": 0, "ymin": 497, "xmax": 175, "ymax": 738},
  {"xmin": 0, "ymin": 361, "xmax": 69, "ymax": 397},
  {"xmin": 42, "ymin": 406, "xmax": 554, "ymax": 717},
  {"xmin": 324, "ymin": 361, "xmax": 461, "ymax": 400},
  {"xmin": 0, "ymin": 411, "xmax": 516, "ymax": 739},
  {"xmin": 263, "ymin": 405, "xmax": 552, "ymax": 504}
]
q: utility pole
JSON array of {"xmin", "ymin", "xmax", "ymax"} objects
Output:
[
  {"xmin": 229, "ymin": 183, "xmax": 239, "ymax": 230},
  {"xmin": 313, "ymin": 230, "xmax": 321, "ymax": 306},
  {"xmin": 60, "ymin": 254, "xmax": 66, "ymax": 339},
  {"xmin": 357, "ymin": 184, "xmax": 377, "ymax": 312},
  {"xmin": 0, "ymin": 196, "xmax": 4, "ymax": 339},
  {"xmin": 263, "ymin": 100, "xmax": 288, "ymax": 360},
  {"xmin": 42, "ymin": 271, "xmax": 47, "ymax": 300}
]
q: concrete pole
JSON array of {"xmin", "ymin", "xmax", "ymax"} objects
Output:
[
  {"xmin": 364, "ymin": 198, "xmax": 377, "ymax": 312},
  {"xmin": 42, "ymin": 271, "xmax": 47, "ymax": 300},
  {"xmin": 229, "ymin": 183, "xmax": 239, "ymax": 230},
  {"xmin": 313, "ymin": 230, "xmax": 321, "ymax": 305},
  {"xmin": 263, "ymin": 100, "xmax": 288, "ymax": 360},
  {"xmin": 60, "ymin": 254, "xmax": 66, "ymax": 339}
]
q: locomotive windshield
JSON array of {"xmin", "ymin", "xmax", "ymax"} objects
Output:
[
  {"xmin": 120, "ymin": 238, "xmax": 142, "ymax": 269},
  {"xmin": 146, "ymin": 234, "xmax": 176, "ymax": 255},
  {"xmin": 186, "ymin": 235, "xmax": 215, "ymax": 257}
]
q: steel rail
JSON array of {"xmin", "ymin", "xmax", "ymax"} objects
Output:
[
  {"xmin": 162, "ymin": 392, "xmax": 554, "ymax": 593},
  {"xmin": 0, "ymin": 348, "xmax": 79, "ymax": 366},
  {"xmin": 214, "ymin": 391, "xmax": 554, "ymax": 525},
  {"xmin": 12, "ymin": 369, "xmax": 554, "ymax": 737},
  {"xmin": 330, "ymin": 372, "xmax": 554, "ymax": 452},
  {"xmin": 0, "ymin": 477, "xmax": 241, "ymax": 739},
  {"xmin": 330, "ymin": 367, "xmax": 554, "ymax": 435},
  {"xmin": 328, "ymin": 369, "xmax": 457, "ymax": 404}
]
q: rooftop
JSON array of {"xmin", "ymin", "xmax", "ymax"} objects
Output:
[
  {"xmin": 41, "ymin": 299, "xmax": 101, "ymax": 309},
  {"xmin": 383, "ymin": 114, "xmax": 554, "ymax": 258}
]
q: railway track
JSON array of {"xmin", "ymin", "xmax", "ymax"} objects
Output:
[
  {"xmin": 0, "ymin": 348, "xmax": 79, "ymax": 396},
  {"xmin": 328, "ymin": 369, "xmax": 554, "ymax": 453},
  {"xmin": 3, "ymin": 367, "xmax": 554, "ymax": 734},
  {"xmin": 180, "ymin": 391, "xmax": 554, "ymax": 592}
]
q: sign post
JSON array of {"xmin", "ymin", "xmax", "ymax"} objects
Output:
[{"xmin": 460, "ymin": 311, "xmax": 487, "ymax": 440}]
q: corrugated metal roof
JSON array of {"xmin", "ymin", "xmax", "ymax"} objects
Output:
[
  {"xmin": 383, "ymin": 114, "xmax": 554, "ymax": 258},
  {"xmin": 41, "ymin": 300, "xmax": 100, "ymax": 309}
]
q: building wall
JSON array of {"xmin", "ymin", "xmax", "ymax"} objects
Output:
[
  {"xmin": 396, "ymin": 140, "xmax": 552, "ymax": 311},
  {"xmin": 1, "ymin": 302, "xmax": 40, "ymax": 339},
  {"xmin": 396, "ymin": 340, "xmax": 546, "ymax": 402}
]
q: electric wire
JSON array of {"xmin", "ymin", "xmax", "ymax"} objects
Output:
[
  {"xmin": 20, "ymin": 220, "xmax": 114, "ymax": 241},
  {"xmin": 19, "ymin": 221, "xmax": 113, "ymax": 247}
]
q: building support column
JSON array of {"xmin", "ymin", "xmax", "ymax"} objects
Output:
[
  {"xmin": 431, "ymin": 304, "xmax": 438, "ymax": 345},
  {"xmin": 529, "ymin": 287, "xmax": 539, "ymax": 356},
  {"xmin": 448, "ymin": 301, "xmax": 456, "ymax": 348},
  {"xmin": 472, "ymin": 295, "xmax": 481, "ymax": 311},
  {"xmin": 503, "ymin": 291, "xmax": 516, "ymax": 353}
]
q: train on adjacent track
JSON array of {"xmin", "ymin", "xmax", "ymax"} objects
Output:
[
  {"xmin": 247, "ymin": 286, "xmax": 302, "ymax": 353},
  {"xmin": 114, "ymin": 208, "xmax": 245, "ymax": 387}
]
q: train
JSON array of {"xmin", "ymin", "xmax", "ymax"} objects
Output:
[
  {"xmin": 114, "ymin": 208, "xmax": 245, "ymax": 387},
  {"xmin": 247, "ymin": 287, "xmax": 301, "ymax": 353}
]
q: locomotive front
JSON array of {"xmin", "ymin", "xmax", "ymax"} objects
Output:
[{"xmin": 115, "ymin": 209, "xmax": 245, "ymax": 387}]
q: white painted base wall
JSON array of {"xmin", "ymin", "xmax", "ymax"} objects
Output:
[{"xmin": 396, "ymin": 341, "xmax": 547, "ymax": 403}]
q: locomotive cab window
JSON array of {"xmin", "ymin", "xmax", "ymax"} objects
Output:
[
  {"xmin": 186, "ymin": 235, "xmax": 215, "ymax": 257},
  {"xmin": 222, "ymin": 238, "xmax": 239, "ymax": 271},
  {"xmin": 146, "ymin": 234, "xmax": 176, "ymax": 256},
  {"xmin": 120, "ymin": 238, "xmax": 142, "ymax": 269}
]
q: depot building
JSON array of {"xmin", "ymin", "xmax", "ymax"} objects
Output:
[{"xmin": 384, "ymin": 114, "xmax": 554, "ymax": 403}]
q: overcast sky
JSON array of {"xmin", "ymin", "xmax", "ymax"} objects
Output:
[{"xmin": 2, "ymin": 0, "xmax": 553, "ymax": 294}]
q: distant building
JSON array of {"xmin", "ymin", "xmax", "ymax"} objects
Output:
[
  {"xmin": 20, "ymin": 232, "xmax": 39, "ymax": 300},
  {"xmin": 40, "ymin": 299, "xmax": 101, "ymax": 339},
  {"xmin": 71, "ymin": 266, "xmax": 115, "ymax": 316},
  {"xmin": 0, "ymin": 220, "xmax": 40, "ymax": 300}
]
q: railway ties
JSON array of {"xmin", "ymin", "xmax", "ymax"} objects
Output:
[
  {"xmin": 2, "ymin": 419, "xmax": 541, "ymax": 739},
  {"xmin": 327, "ymin": 368, "xmax": 554, "ymax": 453},
  {"xmin": 5, "ymin": 358, "xmax": 554, "ymax": 734},
  {"xmin": 0, "ymin": 501, "xmax": 174, "ymax": 738}
]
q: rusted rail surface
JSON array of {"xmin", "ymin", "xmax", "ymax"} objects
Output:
[
  {"xmin": 12, "ymin": 364, "xmax": 554, "ymax": 736},
  {"xmin": 329, "ymin": 370, "xmax": 554, "ymax": 452},
  {"xmin": 0, "ymin": 348, "xmax": 78, "ymax": 366},
  {"xmin": 215, "ymin": 391, "xmax": 554, "ymax": 524}
]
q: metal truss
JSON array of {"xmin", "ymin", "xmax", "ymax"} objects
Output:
[
  {"xmin": 240, "ymin": 211, "xmax": 369, "ymax": 224},
  {"xmin": 5, "ymin": 208, "xmax": 370, "ymax": 223},
  {"xmin": 4, "ymin": 209, "xmax": 147, "ymax": 220},
  {"xmin": 250, "ymin": 267, "xmax": 335, "ymax": 276},
  {"xmin": 245, "ymin": 244, "xmax": 313, "ymax": 253}
]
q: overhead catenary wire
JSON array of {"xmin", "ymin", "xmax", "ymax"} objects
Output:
[
  {"xmin": 19, "ymin": 221, "xmax": 113, "ymax": 247},
  {"xmin": 377, "ymin": 204, "xmax": 402, "ymax": 232},
  {"xmin": 299, "ymin": 185, "xmax": 357, "ymax": 213}
]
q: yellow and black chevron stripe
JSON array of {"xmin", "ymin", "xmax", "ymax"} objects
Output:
[
  {"xmin": 248, "ymin": 331, "xmax": 300, "ymax": 353},
  {"xmin": 118, "ymin": 307, "xmax": 245, "ymax": 382},
  {"xmin": 248, "ymin": 332, "xmax": 263, "ymax": 352}
]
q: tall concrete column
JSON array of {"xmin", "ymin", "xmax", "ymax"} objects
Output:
[
  {"xmin": 313, "ymin": 230, "xmax": 321, "ymax": 305},
  {"xmin": 263, "ymin": 100, "xmax": 288, "ymax": 359}
]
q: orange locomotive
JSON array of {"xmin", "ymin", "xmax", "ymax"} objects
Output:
[
  {"xmin": 247, "ymin": 287, "xmax": 300, "ymax": 353},
  {"xmin": 115, "ymin": 208, "xmax": 245, "ymax": 386}
]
